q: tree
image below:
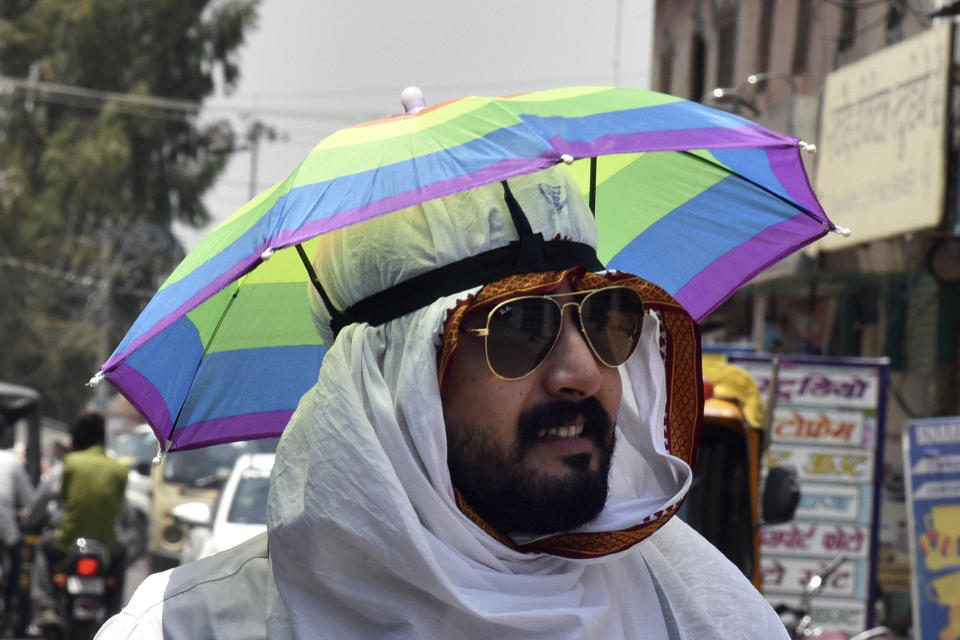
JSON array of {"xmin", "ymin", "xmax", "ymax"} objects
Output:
[{"xmin": 0, "ymin": 0, "xmax": 259, "ymax": 422}]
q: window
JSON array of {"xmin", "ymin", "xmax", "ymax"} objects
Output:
[
  {"xmin": 162, "ymin": 438, "xmax": 278, "ymax": 487},
  {"xmin": 227, "ymin": 476, "xmax": 270, "ymax": 524},
  {"xmin": 658, "ymin": 35, "xmax": 674, "ymax": 94},
  {"xmin": 658, "ymin": 51, "xmax": 673, "ymax": 93},
  {"xmin": 886, "ymin": 3, "xmax": 904, "ymax": 45},
  {"xmin": 792, "ymin": 0, "xmax": 812, "ymax": 75},
  {"xmin": 690, "ymin": 33, "xmax": 707, "ymax": 100},
  {"xmin": 755, "ymin": 1, "xmax": 775, "ymax": 91},
  {"xmin": 716, "ymin": 9, "xmax": 738, "ymax": 89},
  {"xmin": 835, "ymin": 5, "xmax": 858, "ymax": 66}
]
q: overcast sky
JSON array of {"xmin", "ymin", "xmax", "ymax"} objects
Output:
[{"xmin": 175, "ymin": 0, "xmax": 654, "ymax": 250}]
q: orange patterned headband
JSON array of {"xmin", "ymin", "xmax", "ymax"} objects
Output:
[{"xmin": 437, "ymin": 268, "xmax": 704, "ymax": 558}]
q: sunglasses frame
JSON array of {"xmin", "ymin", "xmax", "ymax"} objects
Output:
[{"xmin": 462, "ymin": 285, "xmax": 646, "ymax": 381}]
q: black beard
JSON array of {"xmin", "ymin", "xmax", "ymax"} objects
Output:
[{"xmin": 446, "ymin": 396, "xmax": 616, "ymax": 536}]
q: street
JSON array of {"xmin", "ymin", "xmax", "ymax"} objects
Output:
[{"xmin": 123, "ymin": 556, "xmax": 149, "ymax": 607}]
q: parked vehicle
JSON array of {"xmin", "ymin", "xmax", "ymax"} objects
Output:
[
  {"xmin": 147, "ymin": 439, "xmax": 278, "ymax": 571},
  {"xmin": 43, "ymin": 537, "xmax": 118, "ymax": 640},
  {"xmin": 776, "ymin": 556, "xmax": 896, "ymax": 640},
  {"xmin": 679, "ymin": 354, "xmax": 799, "ymax": 589},
  {"xmin": 172, "ymin": 452, "xmax": 274, "ymax": 564}
]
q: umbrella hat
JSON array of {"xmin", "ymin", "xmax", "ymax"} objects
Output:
[{"xmin": 98, "ymin": 86, "xmax": 835, "ymax": 451}]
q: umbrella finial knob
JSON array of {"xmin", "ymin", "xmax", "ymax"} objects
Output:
[
  {"xmin": 152, "ymin": 440, "xmax": 173, "ymax": 466},
  {"xmin": 400, "ymin": 86, "xmax": 426, "ymax": 114},
  {"xmin": 825, "ymin": 222, "xmax": 852, "ymax": 237}
]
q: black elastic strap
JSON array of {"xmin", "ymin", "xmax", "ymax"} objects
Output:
[
  {"xmin": 501, "ymin": 180, "xmax": 533, "ymax": 236},
  {"xmin": 332, "ymin": 238, "xmax": 602, "ymax": 335},
  {"xmin": 313, "ymin": 178, "xmax": 604, "ymax": 338},
  {"xmin": 295, "ymin": 244, "xmax": 348, "ymax": 330},
  {"xmin": 589, "ymin": 157, "xmax": 597, "ymax": 215}
]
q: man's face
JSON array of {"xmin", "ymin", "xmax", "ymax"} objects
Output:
[{"xmin": 440, "ymin": 282, "xmax": 623, "ymax": 535}]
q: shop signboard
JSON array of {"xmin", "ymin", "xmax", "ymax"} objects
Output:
[
  {"xmin": 729, "ymin": 355, "xmax": 888, "ymax": 636},
  {"xmin": 816, "ymin": 23, "xmax": 952, "ymax": 249},
  {"xmin": 903, "ymin": 417, "xmax": 960, "ymax": 640}
]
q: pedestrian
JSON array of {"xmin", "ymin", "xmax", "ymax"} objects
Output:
[
  {"xmin": 0, "ymin": 415, "xmax": 34, "ymax": 612},
  {"xmin": 98, "ymin": 166, "xmax": 787, "ymax": 638},
  {"xmin": 23, "ymin": 439, "xmax": 69, "ymax": 534}
]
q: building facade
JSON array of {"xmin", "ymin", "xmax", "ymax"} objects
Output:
[{"xmin": 654, "ymin": 0, "xmax": 960, "ymax": 632}]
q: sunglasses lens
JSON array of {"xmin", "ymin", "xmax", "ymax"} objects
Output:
[
  {"xmin": 580, "ymin": 288, "xmax": 644, "ymax": 366},
  {"xmin": 485, "ymin": 298, "xmax": 562, "ymax": 379}
]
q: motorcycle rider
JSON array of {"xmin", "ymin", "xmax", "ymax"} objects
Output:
[{"xmin": 30, "ymin": 411, "xmax": 127, "ymax": 630}]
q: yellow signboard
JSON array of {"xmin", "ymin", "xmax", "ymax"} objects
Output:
[{"xmin": 815, "ymin": 24, "xmax": 952, "ymax": 250}]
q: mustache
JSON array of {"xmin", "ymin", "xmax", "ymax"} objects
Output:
[{"xmin": 516, "ymin": 396, "xmax": 614, "ymax": 451}]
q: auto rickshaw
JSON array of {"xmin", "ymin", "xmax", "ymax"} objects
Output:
[{"xmin": 680, "ymin": 353, "xmax": 799, "ymax": 590}]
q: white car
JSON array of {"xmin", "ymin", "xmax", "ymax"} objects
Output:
[{"xmin": 172, "ymin": 452, "xmax": 274, "ymax": 564}]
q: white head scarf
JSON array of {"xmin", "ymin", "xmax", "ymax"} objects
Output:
[{"xmin": 266, "ymin": 167, "xmax": 695, "ymax": 638}]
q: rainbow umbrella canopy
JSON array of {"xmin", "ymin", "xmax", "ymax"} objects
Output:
[{"xmin": 98, "ymin": 86, "xmax": 836, "ymax": 452}]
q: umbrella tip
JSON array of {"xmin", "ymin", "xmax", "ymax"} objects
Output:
[
  {"xmin": 825, "ymin": 222, "xmax": 852, "ymax": 237},
  {"xmin": 400, "ymin": 86, "xmax": 426, "ymax": 114},
  {"xmin": 152, "ymin": 439, "xmax": 173, "ymax": 466},
  {"xmin": 87, "ymin": 372, "xmax": 104, "ymax": 388}
]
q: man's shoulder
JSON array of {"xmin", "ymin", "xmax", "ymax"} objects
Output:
[
  {"xmin": 63, "ymin": 448, "xmax": 91, "ymax": 467},
  {"xmin": 66, "ymin": 446, "xmax": 127, "ymax": 473},
  {"xmin": 641, "ymin": 518, "xmax": 789, "ymax": 639},
  {"xmin": 96, "ymin": 533, "xmax": 271, "ymax": 640},
  {"xmin": 161, "ymin": 531, "xmax": 269, "ymax": 600}
]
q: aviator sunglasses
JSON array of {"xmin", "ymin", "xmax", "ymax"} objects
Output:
[{"xmin": 461, "ymin": 286, "xmax": 645, "ymax": 380}]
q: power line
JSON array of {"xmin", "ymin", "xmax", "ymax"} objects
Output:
[
  {"xmin": 1, "ymin": 72, "xmax": 628, "ymax": 126},
  {"xmin": 203, "ymin": 102, "xmax": 384, "ymax": 123},
  {"xmin": 0, "ymin": 256, "xmax": 156, "ymax": 299},
  {"xmin": 218, "ymin": 73, "xmax": 620, "ymax": 101},
  {"xmin": 0, "ymin": 74, "xmax": 200, "ymax": 114},
  {"xmin": 0, "ymin": 74, "xmax": 385, "ymax": 124}
]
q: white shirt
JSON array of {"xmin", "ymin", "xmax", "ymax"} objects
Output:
[{"xmin": 0, "ymin": 449, "xmax": 33, "ymax": 545}]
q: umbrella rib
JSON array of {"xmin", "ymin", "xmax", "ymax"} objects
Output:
[
  {"xmin": 168, "ymin": 277, "xmax": 246, "ymax": 439},
  {"xmin": 677, "ymin": 149, "xmax": 823, "ymax": 224},
  {"xmin": 588, "ymin": 157, "xmax": 597, "ymax": 216}
]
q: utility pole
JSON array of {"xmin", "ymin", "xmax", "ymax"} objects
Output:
[
  {"xmin": 245, "ymin": 120, "xmax": 280, "ymax": 199},
  {"xmin": 94, "ymin": 223, "xmax": 116, "ymax": 415}
]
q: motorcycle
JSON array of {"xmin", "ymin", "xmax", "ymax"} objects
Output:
[
  {"xmin": 41, "ymin": 538, "xmax": 117, "ymax": 640},
  {"xmin": 776, "ymin": 556, "xmax": 897, "ymax": 640},
  {"xmin": 0, "ymin": 536, "xmax": 34, "ymax": 638}
]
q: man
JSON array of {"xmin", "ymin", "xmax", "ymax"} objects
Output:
[
  {"xmin": 23, "ymin": 439, "xmax": 69, "ymax": 534},
  {"xmin": 98, "ymin": 166, "xmax": 787, "ymax": 638},
  {"xmin": 33, "ymin": 411, "xmax": 128, "ymax": 627},
  {"xmin": 0, "ymin": 416, "xmax": 33, "ymax": 612}
]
